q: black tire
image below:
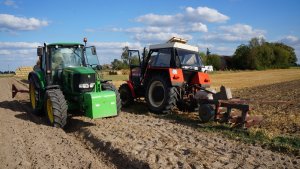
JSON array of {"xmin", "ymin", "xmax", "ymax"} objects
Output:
[
  {"xmin": 145, "ymin": 75, "xmax": 178, "ymax": 113},
  {"xmin": 102, "ymin": 82, "xmax": 122, "ymax": 114},
  {"xmin": 44, "ymin": 89, "xmax": 68, "ymax": 128},
  {"xmin": 198, "ymin": 104, "xmax": 215, "ymax": 123},
  {"xmin": 29, "ymin": 80, "xmax": 43, "ymax": 115},
  {"xmin": 119, "ymin": 83, "xmax": 134, "ymax": 107}
]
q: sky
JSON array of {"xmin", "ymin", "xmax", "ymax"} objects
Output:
[{"xmin": 0, "ymin": 0, "xmax": 300, "ymax": 71}]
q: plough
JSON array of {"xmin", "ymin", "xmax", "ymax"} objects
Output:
[{"xmin": 197, "ymin": 86, "xmax": 263, "ymax": 129}]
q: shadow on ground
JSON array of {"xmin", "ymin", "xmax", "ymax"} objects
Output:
[{"xmin": 121, "ymin": 100, "xmax": 237, "ymax": 133}]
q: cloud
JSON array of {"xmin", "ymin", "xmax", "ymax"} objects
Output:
[
  {"xmin": 0, "ymin": 42, "xmax": 41, "ymax": 49},
  {"xmin": 134, "ymin": 32, "xmax": 193, "ymax": 43},
  {"xmin": 281, "ymin": 35, "xmax": 300, "ymax": 45},
  {"xmin": 89, "ymin": 41, "xmax": 143, "ymax": 64},
  {"xmin": 135, "ymin": 13, "xmax": 181, "ymax": 26},
  {"xmin": 0, "ymin": 14, "xmax": 48, "ymax": 32},
  {"xmin": 135, "ymin": 6, "xmax": 229, "ymax": 27},
  {"xmin": 202, "ymin": 24, "xmax": 266, "ymax": 42},
  {"xmin": 103, "ymin": 6, "xmax": 229, "ymax": 43},
  {"xmin": 2, "ymin": 0, "xmax": 17, "ymax": 8},
  {"xmin": 280, "ymin": 35, "xmax": 300, "ymax": 64},
  {"xmin": 185, "ymin": 6, "xmax": 229, "ymax": 23}
]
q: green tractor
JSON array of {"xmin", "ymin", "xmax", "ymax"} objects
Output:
[{"xmin": 27, "ymin": 38, "xmax": 121, "ymax": 128}]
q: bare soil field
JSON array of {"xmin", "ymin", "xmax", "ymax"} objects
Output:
[
  {"xmin": 0, "ymin": 69, "xmax": 300, "ymax": 168},
  {"xmin": 235, "ymin": 79, "xmax": 300, "ymax": 137}
]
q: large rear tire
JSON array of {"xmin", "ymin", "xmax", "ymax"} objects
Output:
[
  {"xmin": 119, "ymin": 83, "xmax": 134, "ymax": 107},
  {"xmin": 145, "ymin": 75, "xmax": 178, "ymax": 113},
  {"xmin": 102, "ymin": 82, "xmax": 122, "ymax": 114},
  {"xmin": 44, "ymin": 89, "xmax": 68, "ymax": 128}
]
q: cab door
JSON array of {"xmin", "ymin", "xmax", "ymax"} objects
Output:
[
  {"xmin": 128, "ymin": 50, "xmax": 141, "ymax": 85},
  {"xmin": 84, "ymin": 46, "xmax": 100, "ymax": 69}
]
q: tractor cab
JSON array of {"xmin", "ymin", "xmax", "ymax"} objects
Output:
[{"xmin": 128, "ymin": 37, "xmax": 209, "ymax": 88}]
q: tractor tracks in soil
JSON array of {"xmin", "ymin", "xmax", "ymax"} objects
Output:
[{"xmin": 1, "ymin": 77, "xmax": 300, "ymax": 169}]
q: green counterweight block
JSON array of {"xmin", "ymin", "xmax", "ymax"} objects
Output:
[{"xmin": 84, "ymin": 91, "xmax": 117, "ymax": 119}]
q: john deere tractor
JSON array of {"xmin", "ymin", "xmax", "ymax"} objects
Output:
[{"xmin": 28, "ymin": 38, "xmax": 121, "ymax": 128}]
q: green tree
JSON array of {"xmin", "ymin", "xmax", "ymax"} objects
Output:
[
  {"xmin": 206, "ymin": 54, "xmax": 221, "ymax": 70},
  {"xmin": 121, "ymin": 46, "xmax": 129, "ymax": 64},
  {"xmin": 232, "ymin": 44, "xmax": 251, "ymax": 69}
]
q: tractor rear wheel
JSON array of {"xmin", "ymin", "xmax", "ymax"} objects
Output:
[
  {"xmin": 102, "ymin": 82, "xmax": 122, "ymax": 114},
  {"xmin": 29, "ymin": 80, "xmax": 42, "ymax": 115},
  {"xmin": 119, "ymin": 83, "xmax": 134, "ymax": 107},
  {"xmin": 145, "ymin": 75, "xmax": 178, "ymax": 113},
  {"xmin": 44, "ymin": 89, "xmax": 68, "ymax": 128}
]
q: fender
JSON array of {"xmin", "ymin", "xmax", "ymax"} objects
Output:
[
  {"xmin": 28, "ymin": 71, "xmax": 45, "ymax": 90},
  {"xmin": 126, "ymin": 80, "xmax": 136, "ymax": 98}
]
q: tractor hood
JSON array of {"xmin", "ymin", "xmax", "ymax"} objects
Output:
[
  {"xmin": 63, "ymin": 66, "xmax": 96, "ymax": 74},
  {"xmin": 62, "ymin": 66, "xmax": 96, "ymax": 93}
]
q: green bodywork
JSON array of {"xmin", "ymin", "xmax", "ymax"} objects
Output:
[
  {"xmin": 29, "ymin": 42, "xmax": 117, "ymax": 119},
  {"xmin": 84, "ymin": 91, "xmax": 117, "ymax": 118}
]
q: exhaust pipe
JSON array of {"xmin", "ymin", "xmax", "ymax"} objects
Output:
[{"xmin": 12, "ymin": 84, "xmax": 29, "ymax": 98}]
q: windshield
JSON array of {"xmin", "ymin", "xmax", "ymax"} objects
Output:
[
  {"xmin": 50, "ymin": 47, "xmax": 83, "ymax": 69},
  {"xmin": 177, "ymin": 48, "xmax": 203, "ymax": 67}
]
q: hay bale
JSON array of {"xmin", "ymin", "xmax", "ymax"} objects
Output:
[{"xmin": 15, "ymin": 66, "xmax": 33, "ymax": 77}]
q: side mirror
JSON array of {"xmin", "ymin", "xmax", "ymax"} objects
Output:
[
  {"xmin": 37, "ymin": 47, "xmax": 43, "ymax": 56},
  {"xmin": 91, "ymin": 46, "xmax": 97, "ymax": 55}
]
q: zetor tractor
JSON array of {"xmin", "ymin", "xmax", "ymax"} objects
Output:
[
  {"xmin": 26, "ymin": 39, "xmax": 121, "ymax": 128},
  {"xmin": 119, "ymin": 37, "xmax": 211, "ymax": 114}
]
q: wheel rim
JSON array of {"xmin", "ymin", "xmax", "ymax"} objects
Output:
[
  {"xmin": 46, "ymin": 98, "xmax": 54, "ymax": 124},
  {"xmin": 29, "ymin": 84, "xmax": 36, "ymax": 109},
  {"xmin": 148, "ymin": 81, "xmax": 165, "ymax": 107}
]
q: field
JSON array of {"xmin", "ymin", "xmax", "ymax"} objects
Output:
[
  {"xmin": 104, "ymin": 68, "xmax": 300, "ymax": 89},
  {"xmin": 0, "ymin": 69, "xmax": 299, "ymax": 168}
]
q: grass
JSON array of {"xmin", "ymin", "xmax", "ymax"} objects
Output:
[
  {"xmin": 200, "ymin": 123, "xmax": 300, "ymax": 155},
  {"xmin": 0, "ymin": 74, "xmax": 14, "ymax": 78}
]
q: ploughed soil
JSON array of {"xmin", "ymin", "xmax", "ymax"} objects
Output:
[
  {"xmin": 0, "ymin": 77, "xmax": 299, "ymax": 169},
  {"xmin": 235, "ymin": 79, "xmax": 300, "ymax": 137}
]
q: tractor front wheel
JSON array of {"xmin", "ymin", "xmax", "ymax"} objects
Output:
[
  {"xmin": 102, "ymin": 82, "xmax": 122, "ymax": 114},
  {"xmin": 44, "ymin": 89, "xmax": 68, "ymax": 128},
  {"xmin": 145, "ymin": 75, "xmax": 178, "ymax": 113},
  {"xmin": 119, "ymin": 83, "xmax": 134, "ymax": 107}
]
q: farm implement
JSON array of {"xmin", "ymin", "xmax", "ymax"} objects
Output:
[{"xmin": 119, "ymin": 37, "xmax": 262, "ymax": 128}]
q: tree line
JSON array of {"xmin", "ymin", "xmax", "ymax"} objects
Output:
[{"xmin": 201, "ymin": 37, "xmax": 298, "ymax": 70}]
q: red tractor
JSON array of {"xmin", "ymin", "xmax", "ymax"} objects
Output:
[{"xmin": 119, "ymin": 37, "xmax": 212, "ymax": 115}]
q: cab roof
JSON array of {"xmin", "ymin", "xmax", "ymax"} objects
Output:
[
  {"xmin": 47, "ymin": 42, "xmax": 84, "ymax": 46},
  {"xmin": 149, "ymin": 42, "xmax": 199, "ymax": 52}
]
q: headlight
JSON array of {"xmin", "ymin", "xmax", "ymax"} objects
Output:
[
  {"xmin": 89, "ymin": 83, "xmax": 95, "ymax": 88},
  {"xmin": 79, "ymin": 83, "xmax": 90, "ymax": 89},
  {"xmin": 79, "ymin": 83, "xmax": 95, "ymax": 89}
]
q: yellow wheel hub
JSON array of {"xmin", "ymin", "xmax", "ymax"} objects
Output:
[
  {"xmin": 46, "ymin": 98, "xmax": 54, "ymax": 124},
  {"xmin": 29, "ymin": 84, "xmax": 36, "ymax": 109}
]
